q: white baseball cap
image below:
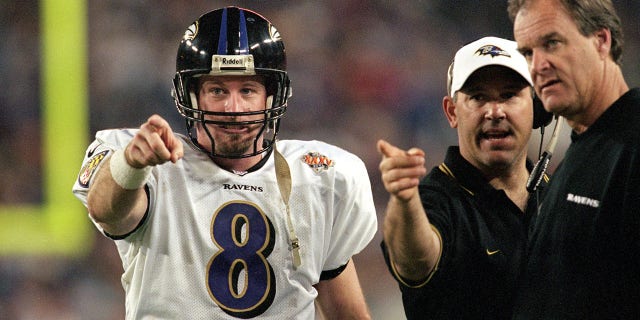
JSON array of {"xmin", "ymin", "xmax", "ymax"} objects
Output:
[{"xmin": 447, "ymin": 36, "xmax": 533, "ymax": 96}]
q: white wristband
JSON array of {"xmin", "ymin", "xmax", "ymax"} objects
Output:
[{"xmin": 109, "ymin": 149, "xmax": 151, "ymax": 190}]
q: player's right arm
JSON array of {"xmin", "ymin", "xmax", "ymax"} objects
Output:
[
  {"xmin": 377, "ymin": 139, "xmax": 441, "ymax": 282},
  {"xmin": 87, "ymin": 114, "xmax": 183, "ymax": 236}
]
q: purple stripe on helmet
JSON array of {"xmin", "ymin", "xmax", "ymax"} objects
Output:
[
  {"xmin": 217, "ymin": 8, "xmax": 228, "ymax": 54},
  {"xmin": 238, "ymin": 10, "xmax": 249, "ymax": 54}
]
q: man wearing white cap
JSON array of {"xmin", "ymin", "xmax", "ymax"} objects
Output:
[{"xmin": 377, "ymin": 36, "xmax": 546, "ymax": 319}]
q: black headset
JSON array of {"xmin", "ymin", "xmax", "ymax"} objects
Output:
[
  {"xmin": 533, "ymin": 95, "xmax": 553, "ymax": 129},
  {"xmin": 528, "ymin": 95, "xmax": 560, "ymax": 193}
]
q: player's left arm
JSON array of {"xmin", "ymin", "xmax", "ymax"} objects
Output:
[{"xmin": 314, "ymin": 259, "xmax": 371, "ymax": 320}]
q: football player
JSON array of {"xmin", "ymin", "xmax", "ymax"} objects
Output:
[{"xmin": 73, "ymin": 6, "xmax": 377, "ymax": 319}]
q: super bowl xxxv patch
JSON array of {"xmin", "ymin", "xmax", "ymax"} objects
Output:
[
  {"xmin": 301, "ymin": 152, "xmax": 334, "ymax": 173},
  {"xmin": 78, "ymin": 150, "xmax": 109, "ymax": 188}
]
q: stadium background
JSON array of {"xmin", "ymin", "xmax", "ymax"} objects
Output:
[{"xmin": 1, "ymin": 1, "xmax": 639, "ymax": 318}]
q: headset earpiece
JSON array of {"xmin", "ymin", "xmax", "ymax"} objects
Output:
[{"xmin": 533, "ymin": 94, "xmax": 553, "ymax": 129}]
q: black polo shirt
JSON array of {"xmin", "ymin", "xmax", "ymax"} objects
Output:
[
  {"xmin": 513, "ymin": 88, "xmax": 640, "ymax": 319},
  {"xmin": 382, "ymin": 146, "xmax": 539, "ymax": 320}
]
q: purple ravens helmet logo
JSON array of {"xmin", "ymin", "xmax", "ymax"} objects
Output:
[{"xmin": 475, "ymin": 45, "xmax": 511, "ymax": 58}]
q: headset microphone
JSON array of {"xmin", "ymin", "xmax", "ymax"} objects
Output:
[{"xmin": 526, "ymin": 116, "xmax": 562, "ymax": 192}]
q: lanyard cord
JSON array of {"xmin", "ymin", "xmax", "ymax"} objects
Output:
[
  {"xmin": 274, "ymin": 144, "xmax": 301, "ymax": 268},
  {"xmin": 526, "ymin": 116, "xmax": 562, "ymax": 193}
]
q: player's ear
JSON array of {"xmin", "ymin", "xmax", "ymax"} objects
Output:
[
  {"xmin": 594, "ymin": 28, "xmax": 612, "ymax": 59},
  {"xmin": 443, "ymin": 95, "xmax": 458, "ymax": 128}
]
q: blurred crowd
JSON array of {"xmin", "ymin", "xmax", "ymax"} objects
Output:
[{"xmin": 1, "ymin": 0, "xmax": 639, "ymax": 318}]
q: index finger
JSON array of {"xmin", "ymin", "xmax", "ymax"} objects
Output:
[
  {"xmin": 146, "ymin": 115, "xmax": 183, "ymax": 162},
  {"xmin": 146, "ymin": 115, "xmax": 171, "ymax": 136},
  {"xmin": 377, "ymin": 139, "xmax": 407, "ymax": 158}
]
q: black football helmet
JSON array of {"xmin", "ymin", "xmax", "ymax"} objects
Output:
[{"xmin": 172, "ymin": 6, "xmax": 291, "ymax": 158}]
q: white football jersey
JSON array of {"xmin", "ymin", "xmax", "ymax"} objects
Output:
[{"xmin": 72, "ymin": 129, "xmax": 377, "ymax": 320}]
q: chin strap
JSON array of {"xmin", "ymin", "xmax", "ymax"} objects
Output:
[{"xmin": 274, "ymin": 143, "xmax": 301, "ymax": 268}]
